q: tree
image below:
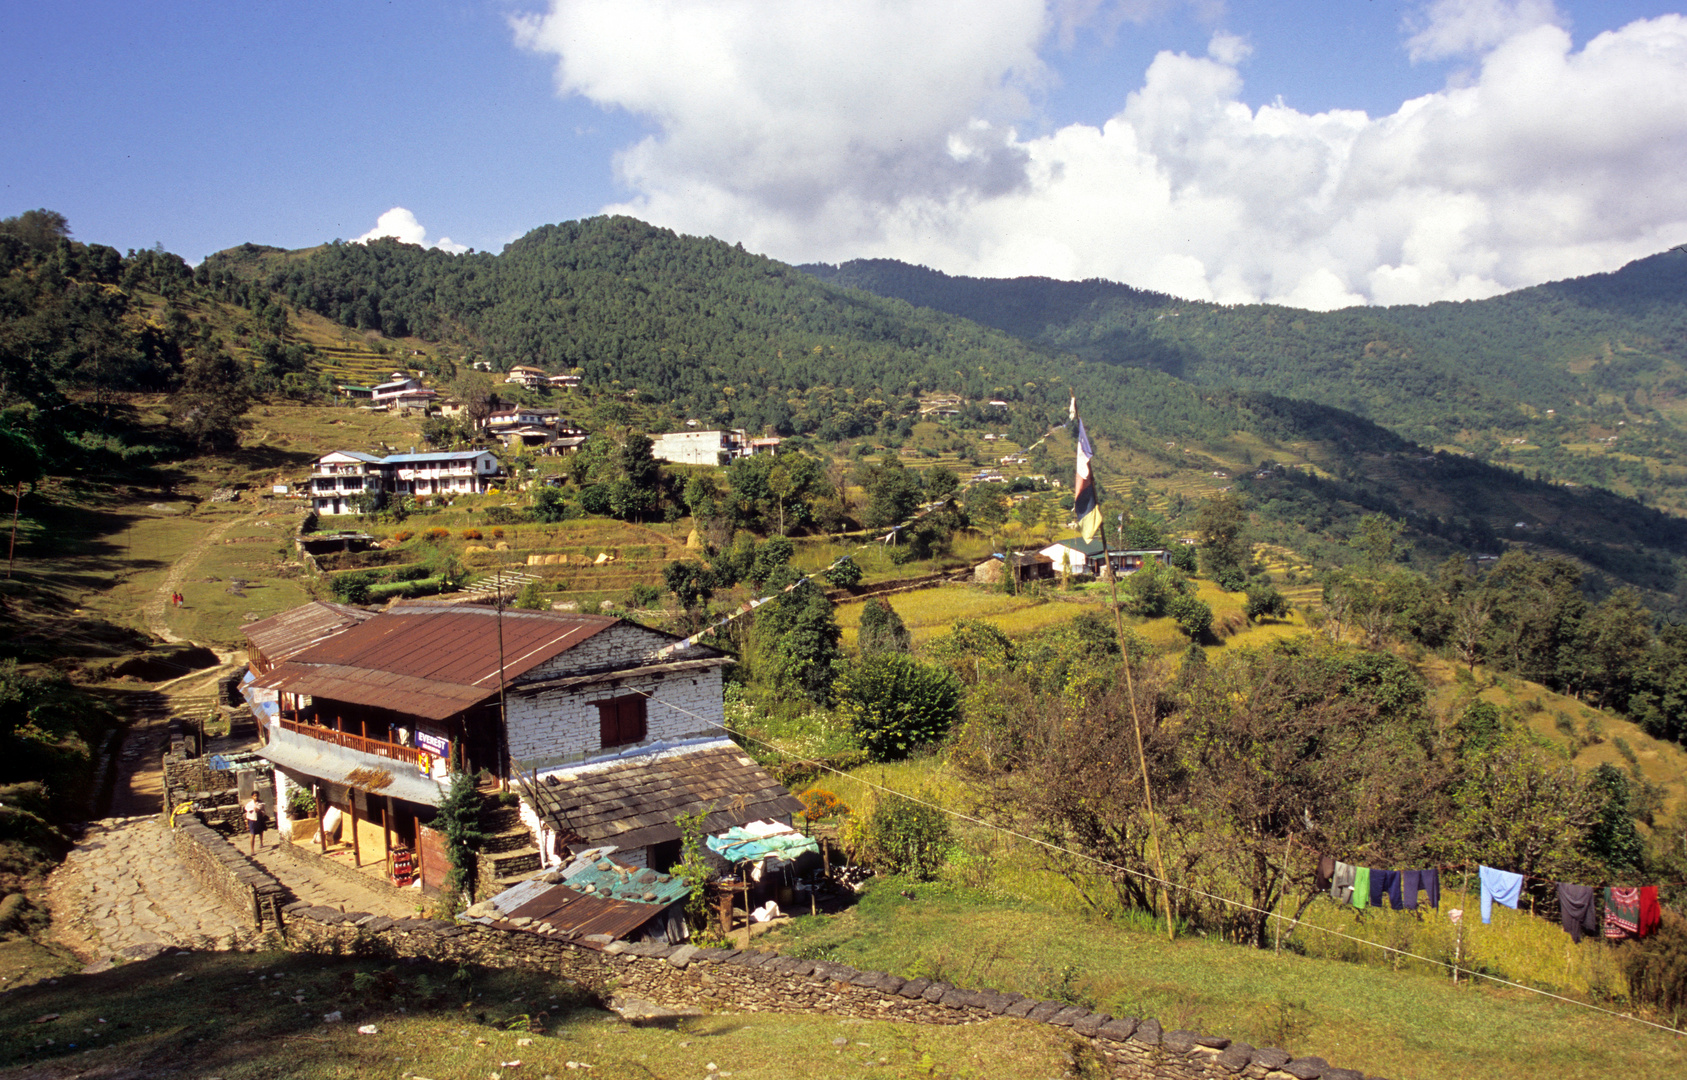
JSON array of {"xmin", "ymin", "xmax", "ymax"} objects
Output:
[
  {"xmin": 823, "ymin": 555, "xmax": 862, "ymax": 588},
  {"xmin": 856, "ymin": 598, "xmax": 911, "ymax": 656},
  {"xmin": 862, "ymin": 457, "xmax": 923, "ymax": 530},
  {"xmin": 1447, "ymin": 732, "xmax": 1599, "ymax": 885},
  {"xmin": 837, "ymin": 653, "xmax": 963, "ymax": 761},
  {"xmin": 862, "ymin": 795, "xmax": 952, "ymax": 879},
  {"xmin": 1244, "ymin": 580, "xmax": 1290, "ymax": 622},
  {"xmin": 663, "ymin": 560, "xmax": 715, "ymax": 615},
  {"xmin": 1193, "ymin": 493, "xmax": 1250, "ymax": 583},
  {"xmin": 1354, "ymin": 513, "xmax": 1406, "ymax": 574},
  {"xmin": 436, "ymin": 768, "xmax": 487, "ymax": 907},
  {"xmin": 1585, "ymin": 763, "xmax": 1645, "ymax": 875},
  {"xmin": 1167, "ymin": 592, "xmax": 1213, "ymax": 641},
  {"xmin": 167, "ymin": 346, "xmax": 253, "ymax": 451},
  {"xmin": 748, "ymin": 579, "xmax": 842, "ymax": 705},
  {"xmin": 532, "ymin": 485, "xmax": 569, "ymax": 523}
]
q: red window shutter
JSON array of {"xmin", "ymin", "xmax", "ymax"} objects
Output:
[
  {"xmin": 597, "ymin": 700, "xmax": 618, "ymax": 747},
  {"xmin": 597, "ymin": 695, "xmax": 647, "ymax": 748},
  {"xmin": 624, "ymin": 696, "xmax": 647, "ymax": 744}
]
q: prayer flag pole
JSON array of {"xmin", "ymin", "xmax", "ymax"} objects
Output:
[{"xmin": 1073, "ymin": 395, "xmax": 1174, "ymax": 941}]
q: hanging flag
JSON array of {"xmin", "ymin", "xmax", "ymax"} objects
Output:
[{"xmin": 1073, "ymin": 417, "xmax": 1102, "ymax": 541}]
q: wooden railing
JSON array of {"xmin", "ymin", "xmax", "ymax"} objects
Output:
[{"xmin": 279, "ymin": 718, "xmax": 421, "ymax": 765}]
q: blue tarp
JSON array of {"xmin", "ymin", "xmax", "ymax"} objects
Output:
[{"xmin": 706, "ymin": 827, "xmax": 819, "ymax": 864}]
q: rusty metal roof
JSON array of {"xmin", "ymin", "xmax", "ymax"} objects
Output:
[
  {"xmin": 243, "ymin": 601, "xmax": 374, "ymax": 666},
  {"xmin": 501, "ymin": 885, "xmax": 674, "ymax": 943},
  {"xmin": 252, "ymin": 605, "xmax": 622, "ymax": 720},
  {"xmin": 539, "ymin": 740, "xmax": 804, "ymax": 850}
]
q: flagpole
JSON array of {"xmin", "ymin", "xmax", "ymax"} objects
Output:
[{"xmin": 1074, "ymin": 396, "xmax": 1174, "ymax": 942}]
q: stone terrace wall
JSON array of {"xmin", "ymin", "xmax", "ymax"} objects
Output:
[
  {"xmin": 276, "ymin": 905, "xmax": 1384, "ymax": 1080},
  {"xmin": 170, "ymin": 818, "xmax": 288, "ymax": 931}
]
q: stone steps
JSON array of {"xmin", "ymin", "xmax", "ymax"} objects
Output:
[{"xmin": 491, "ymin": 846, "xmax": 541, "ymax": 877}]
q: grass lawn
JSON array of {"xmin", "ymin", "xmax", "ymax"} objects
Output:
[
  {"xmin": 761, "ymin": 878, "xmax": 1687, "ymax": 1080},
  {"xmin": 836, "ymin": 587, "xmax": 1094, "ymax": 648},
  {"xmin": 0, "ymin": 949, "xmax": 1076, "ymax": 1080}
]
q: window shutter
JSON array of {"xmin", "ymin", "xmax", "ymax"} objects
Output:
[
  {"xmin": 597, "ymin": 700, "xmax": 618, "ymax": 747},
  {"xmin": 597, "ymin": 695, "xmax": 648, "ymax": 748}
]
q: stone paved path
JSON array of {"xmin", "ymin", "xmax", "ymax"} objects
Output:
[
  {"xmin": 45, "ymin": 816, "xmax": 249, "ymax": 968},
  {"xmin": 245, "ymin": 842, "xmax": 422, "ymax": 920}
]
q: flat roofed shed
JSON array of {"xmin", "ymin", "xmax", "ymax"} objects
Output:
[{"xmin": 253, "ymin": 605, "xmax": 621, "ymax": 720}]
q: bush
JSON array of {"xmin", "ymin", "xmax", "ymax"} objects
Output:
[
  {"xmin": 838, "ymin": 653, "xmax": 963, "ymax": 761},
  {"xmin": 461, "ymin": 528, "xmax": 483, "ymax": 541},
  {"xmin": 491, "ymin": 527, "xmax": 504, "ymax": 539},
  {"xmin": 286, "ymin": 783, "xmax": 317, "ymax": 819},
  {"xmin": 1624, "ymin": 910, "xmax": 1687, "ymax": 1019},
  {"xmin": 823, "ymin": 556, "xmax": 863, "ymax": 588},
  {"xmin": 1168, "ymin": 593, "xmax": 1214, "ymax": 640},
  {"xmin": 628, "ymin": 583, "xmax": 663, "ymax": 609},
  {"xmin": 393, "ymin": 529, "xmax": 413, "ymax": 543},
  {"xmin": 485, "ymin": 504, "xmax": 533, "ymax": 526},
  {"xmin": 863, "ymin": 795, "xmax": 952, "ymax": 879},
  {"xmin": 423, "ymin": 527, "xmax": 450, "ymax": 543}
]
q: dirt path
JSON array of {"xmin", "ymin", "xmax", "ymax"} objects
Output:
[{"xmin": 142, "ymin": 509, "xmax": 257, "ymax": 644}]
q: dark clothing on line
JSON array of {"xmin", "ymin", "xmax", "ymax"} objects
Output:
[
  {"xmin": 1402, "ymin": 868, "xmax": 1439, "ymax": 910},
  {"xmin": 1315, "ymin": 855, "xmax": 1335, "ymax": 893},
  {"xmin": 1329, "ymin": 861, "xmax": 1356, "ymax": 905},
  {"xmin": 1557, "ymin": 883, "xmax": 1597, "ymax": 943},
  {"xmin": 1369, "ymin": 869, "xmax": 1405, "ymax": 910}
]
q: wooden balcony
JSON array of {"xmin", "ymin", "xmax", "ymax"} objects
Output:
[{"xmin": 279, "ymin": 717, "xmax": 420, "ymax": 765}]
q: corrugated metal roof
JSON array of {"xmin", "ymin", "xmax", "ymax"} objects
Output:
[
  {"xmin": 538, "ymin": 740, "xmax": 803, "ymax": 850},
  {"xmin": 244, "ymin": 602, "xmax": 375, "ymax": 666},
  {"xmin": 382, "ymin": 450, "xmax": 494, "ymax": 464},
  {"xmin": 251, "ymin": 606, "xmax": 621, "ymax": 719}
]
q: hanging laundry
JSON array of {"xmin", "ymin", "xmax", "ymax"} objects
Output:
[
  {"xmin": 1605, "ymin": 887, "xmax": 1642, "ymax": 939},
  {"xmin": 1479, "ymin": 865, "xmax": 1523, "ymax": 924},
  {"xmin": 1402, "ymin": 868, "xmax": 1440, "ymax": 910},
  {"xmin": 1352, "ymin": 866, "xmax": 1372, "ymax": 910},
  {"xmin": 1639, "ymin": 886, "xmax": 1662, "ymax": 938},
  {"xmin": 1315, "ymin": 855, "xmax": 1335, "ymax": 893},
  {"xmin": 1329, "ymin": 861, "xmax": 1356, "ymax": 904},
  {"xmin": 1369, "ymin": 869, "xmax": 1405, "ymax": 910},
  {"xmin": 1556, "ymin": 883, "xmax": 1597, "ymax": 944}
]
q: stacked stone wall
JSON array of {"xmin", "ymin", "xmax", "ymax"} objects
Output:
[
  {"xmin": 169, "ymin": 818, "xmax": 287, "ymax": 931},
  {"xmin": 273, "ymin": 905, "xmax": 1383, "ymax": 1080}
]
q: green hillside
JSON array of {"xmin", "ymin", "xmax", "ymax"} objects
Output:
[
  {"xmin": 802, "ymin": 249, "xmax": 1687, "ymax": 510},
  {"xmin": 197, "ymin": 217, "xmax": 1687, "ymax": 608}
]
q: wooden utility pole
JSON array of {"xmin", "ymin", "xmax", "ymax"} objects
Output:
[{"xmin": 1098, "ymin": 517, "xmax": 1176, "ymax": 942}]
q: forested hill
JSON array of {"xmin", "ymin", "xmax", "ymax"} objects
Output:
[
  {"xmin": 800, "ymin": 249, "xmax": 1687, "ymax": 450},
  {"xmin": 205, "ymin": 215, "xmax": 1687, "ymax": 606}
]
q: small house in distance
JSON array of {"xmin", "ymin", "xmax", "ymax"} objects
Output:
[
  {"xmin": 651, "ymin": 429, "xmax": 749, "ymax": 466},
  {"xmin": 1040, "ymin": 538, "xmax": 1170, "ymax": 577},
  {"xmin": 973, "ymin": 551, "xmax": 1055, "ymax": 585}
]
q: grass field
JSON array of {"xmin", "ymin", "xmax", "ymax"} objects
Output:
[
  {"xmin": 0, "ymin": 948, "xmax": 1077, "ymax": 1080},
  {"xmin": 762, "ymin": 878, "xmax": 1687, "ymax": 1080}
]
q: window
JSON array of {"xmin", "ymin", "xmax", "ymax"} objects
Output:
[{"xmin": 596, "ymin": 694, "xmax": 647, "ymax": 749}]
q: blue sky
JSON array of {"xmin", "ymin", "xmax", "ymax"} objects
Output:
[{"xmin": 5, "ymin": 1, "xmax": 1686, "ymax": 307}]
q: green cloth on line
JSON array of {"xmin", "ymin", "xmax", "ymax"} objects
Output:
[
  {"xmin": 706, "ymin": 828, "xmax": 819, "ymax": 864},
  {"xmin": 1352, "ymin": 866, "xmax": 1371, "ymax": 910}
]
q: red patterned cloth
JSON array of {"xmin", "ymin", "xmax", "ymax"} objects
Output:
[{"xmin": 1605, "ymin": 887, "xmax": 1641, "ymax": 938}]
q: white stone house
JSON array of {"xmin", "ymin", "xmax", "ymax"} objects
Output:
[{"xmin": 250, "ymin": 604, "xmax": 798, "ymax": 889}]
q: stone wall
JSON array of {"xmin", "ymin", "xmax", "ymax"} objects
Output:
[
  {"xmin": 507, "ymin": 667, "xmax": 723, "ymax": 772},
  {"xmin": 169, "ymin": 818, "xmax": 288, "ymax": 931},
  {"xmin": 274, "ymin": 904, "xmax": 1382, "ymax": 1080}
]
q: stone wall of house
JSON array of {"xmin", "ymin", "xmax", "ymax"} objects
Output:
[
  {"xmin": 169, "ymin": 818, "xmax": 288, "ymax": 932},
  {"xmin": 525, "ymin": 621, "xmax": 712, "ymax": 676},
  {"xmin": 273, "ymin": 905, "xmax": 1379, "ymax": 1080},
  {"xmin": 506, "ymin": 667, "xmax": 723, "ymax": 772}
]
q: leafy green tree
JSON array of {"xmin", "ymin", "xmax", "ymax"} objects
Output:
[
  {"xmin": 436, "ymin": 768, "xmax": 488, "ymax": 906},
  {"xmin": 856, "ymin": 598, "xmax": 911, "ymax": 656},
  {"xmin": 1447, "ymin": 732, "xmax": 1599, "ymax": 884},
  {"xmin": 532, "ymin": 485, "xmax": 569, "ymax": 523},
  {"xmin": 167, "ymin": 346, "xmax": 253, "ymax": 451},
  {"xmin": 839, "ymin": 653, "xmax": 963, "ymax": 761},
  {"xmin": 862, "ymin": 457, "xmax": 923, "ymax": 530},
  {"xmin": 663, "ymin": 560, "xmax": 715, "ymax": 614},
  {"xmin": 1168, "ymin": 592, "xmax": 1214, "ymax": 641},
  {"xmin": 748, "ymin": 579, "xmax": 842, "ymax": 705},
  {"xmin": 1194, "ymin": 492, "xmax": 1250, "ymax": 582},
  {"xmin": 1244, "ymin": 580, "xmax": 1290, "ymax": 622},
  {"xmin": 925, "ymin": 618, "xmax": 1015, "ymax": 685},
  {"xmin": 1585, "ymin": 763, "xmax": 1645, "ymax": 875},
  {"xmin": 923, "ymin": 465, "xmax": 961, "ymax": 503},
  {"xmin": 823, "ymin": 555, "xmax": 862, "ymax": 588}
]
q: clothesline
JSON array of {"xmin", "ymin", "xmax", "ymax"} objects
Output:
[
  {"xmin": 618, "ymin": 685, "xmax": 1687, "ymax": 1038},
  {"xmin": 1322, "ymin": 858, "xmax": 1687, "ymax": 892}
]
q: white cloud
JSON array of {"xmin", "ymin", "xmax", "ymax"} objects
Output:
[
  {"xmin": 1404, "ymin": 0, "xmax": 1565, "ymax": 62},
  {"xmin": 355, "ymin": 207, "xmax": 470, "ymax": 254},
  {"xmin": 514, "ymin": 3, "xmax": 1687, "ymax": 309}
]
